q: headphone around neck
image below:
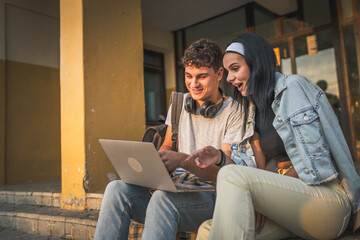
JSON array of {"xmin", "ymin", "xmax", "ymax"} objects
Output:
[{"xmin": 184, "ymin": 88, "xmax": 224, "ymax": 119}]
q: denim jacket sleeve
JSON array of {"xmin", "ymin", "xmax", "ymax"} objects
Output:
[
  {"xmin": 300, "ymin": 77, "xmax": 360, "ymax": 231},
  {"xmin": 274, "ymin": 74, "xmax": 360, "ymax": 231}
]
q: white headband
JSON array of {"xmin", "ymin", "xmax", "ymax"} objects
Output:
[{"xmin": 225, "ymin": 42, "xmax": 245, "ymax": 56}]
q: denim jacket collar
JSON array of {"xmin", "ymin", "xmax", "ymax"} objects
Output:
[{"xmin": 274, "ymin": 72, "xmax": 287, "ymax": 99}]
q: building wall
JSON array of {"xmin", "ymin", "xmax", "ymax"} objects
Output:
[
  {"xmin": 0, "ymin": 1, "xmax": 5, "ymax": 184},
  {"xmin": 82, "ymin": 0, "xmax": 145, "ymax": 192},
  {"xmin": 0, "ymin": 0, "xmax": 60, "ymax": 184},
  {"xmin": 143, "ymin": 23, "xmax": 177, "ymax": 106}
]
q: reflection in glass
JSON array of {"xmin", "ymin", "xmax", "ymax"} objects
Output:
[
  {"xmin": 272, "ymin": 41, "xmax": 292, "ymax": 75},
  {"xmin": 343, "ymin": 24, "xmax": 360, "ymax": 148},
  {"xmin": 294, "ymin": 29, "xmax": 341, "ymax": 121},
  {"xmin": 303, "ymin": 0, "xmax": 331, "ymax": 28},
  {"xmin": 185, "ymin": 8, "xmax": 246, "ymax": 50},
  {"xmin": 254, "ymin": 5, "xmax": 276, "ymax": 39},
  {"xmin": 282, "ymin": 16, "xmax": 298, "ymax": 35},
  {"xmin": 340, "ymin": 0, "xmax": 354, "ymax": 19}
]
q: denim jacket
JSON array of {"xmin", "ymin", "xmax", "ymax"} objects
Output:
[{"xmin": 230, "ymin": 72, "xmax": 360, "ymax": 230}]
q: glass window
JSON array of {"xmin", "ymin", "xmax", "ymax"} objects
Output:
[
  {"xmin": 254, "ymin": 5, "xmax": 277, "ymax": 39},
  {"xmin": 185, "ymin": 7, "xmax": 246, "ymax": 50},
  {"xmin": 343, "ymin": 24, "xmax": 360, "ymax": 148},
  {"xmin": 174, "ymin": 31, "xmax": 186, "ymax": 93},
  {"xmin": 175, "ymin": 30, "xmax": 184, "ymax": 66},
  {"xmin": 182, "ymin": 7, "xmax": 247, "ymax": 95},
  {"xmin": 176, "ymin": 68, "xmax": 186, "ymax": 93},
  {"xmin": 143, "ymin": 50, "xmax": 167, "ymax": 124},
  {"xmin": 272, "ymin": 41, "xmax": 292, "ymax": 75},
  {"xmin": 302, "ymin": 0, "xmax": 331, "ymax": 28},
  {"xmin": 294, "ymin": 29, "xmax": 341, "ymax": 121},
  {"xmin": 144, "ymin": 51, "xmax": 163, "ymax": 67},
  {"xmin": 340, "ymin": 0, "xmax": 354, "ymax": 18},
  {"xmin": 282, "ymin": 15, "xmax": 298, "ymax": 35}
]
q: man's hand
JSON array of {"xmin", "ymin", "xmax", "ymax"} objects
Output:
[
  {"xmin": 185, "ymin": 146, "xmax": 220, "ymax": 168},
  {"xmin": 158, "ymin": 150, "xmax": 188, "ymax": 172}
]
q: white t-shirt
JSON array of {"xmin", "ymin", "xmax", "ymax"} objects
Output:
[{"xmin": 165, "ymin": 93, "xmax": 243, "ymax": 174}]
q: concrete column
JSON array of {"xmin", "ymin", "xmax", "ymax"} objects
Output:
[{"xmin": 60, "ymin": 0, "xmax": 145, "ymax": 209}]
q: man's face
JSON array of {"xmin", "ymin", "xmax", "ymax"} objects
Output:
[{"xmin": 184, "ymin": 66, "xmax": 223, "ymax": 105}]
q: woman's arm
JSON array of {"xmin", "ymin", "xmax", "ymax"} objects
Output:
[
  {"xmin": 249, "ymin": 131, "xmax": 266, "ymax": 170},
  {"xmin": 186, "ymin": 131, "xmax": 266, "ymax": 170}
]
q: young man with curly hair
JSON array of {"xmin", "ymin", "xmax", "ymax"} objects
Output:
[{"xmin": 94, "ymin": 39, "xmax": 243, "ymax": 240}]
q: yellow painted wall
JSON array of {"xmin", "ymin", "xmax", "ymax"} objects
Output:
[
  {"xmin": 61, "ymin": 0, "xmax": 145, "ymax": 202},
  {"xmin": 0, "ymin": 59, "xmax": 4, "ymax": 184},
  {"xmin": 0, "ymin": 2, "xmax": 4, "ymax": 184},
  {"xmin": 83, "ymin": 0, "xmax": 145, "ymax": 192},
  {"xmin": 60, "ymin": 0, "xmax": 86, "ymax": 209},
  {"xmin": 0, "ymin": 0, "xmax": 60, "ymax": 184},
  {"xmin": 5, "ymin": 61, "xmax": 60, "ymax": 183}
]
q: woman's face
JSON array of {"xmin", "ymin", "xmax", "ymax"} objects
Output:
[{"xmin": 223, "ymin": 52, "xmax": 250, "ymax": 96}]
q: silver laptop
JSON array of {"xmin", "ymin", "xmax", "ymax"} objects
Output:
[{"xmin": 99, "ymin": 139, "xmax": 215, "ymax": 193}]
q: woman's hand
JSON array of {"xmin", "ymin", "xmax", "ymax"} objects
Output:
[{"xmin": 185, "ymin": 146, "xmax": 220, "ymax": 168}]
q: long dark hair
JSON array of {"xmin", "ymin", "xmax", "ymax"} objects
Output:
[{"xmin": 227, "ymin": 33, "xmax": 277, "ymax": 129}]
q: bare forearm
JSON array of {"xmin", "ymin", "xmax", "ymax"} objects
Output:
[
  {"xmin": 284, "ymin": 166, "xmax": 299, "ymax": 178},
  {"xmin": 250, "ymin": 132, "xmax": 266, "ymax": 169},
  {"xmin": 184, "ymin": 147, "xmax": 235, "ymax": 181},
  {"xmin": 159, "ymin": 144, "xmax": 172, "ymax": 151},
  {"xmin": 180, "ymin": 159, "xmax": 220, "ymax": 182},
  {"xmin": 181, "ymin": 150, "xmax": 235, "ymax": 182},
  {"xmin": 159, "ymin": 149, "xmax": 221, "ymax": 179}
]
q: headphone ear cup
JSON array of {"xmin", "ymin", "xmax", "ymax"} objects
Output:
[
  {"xmin": 200, "ymin": 101, "xmax": 215, "ymax": 118},
  {"xmin": 185, "ymin": 96, "xmax": 196, "ymax": 114},
  {"xmin": 200, "ymin": 99, "xmax": 224, "ymax": 118}
]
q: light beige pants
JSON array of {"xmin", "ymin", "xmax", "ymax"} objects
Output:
[{"xmin": 197, "ymin": 165, "xmax": 351, "ymax": 240}]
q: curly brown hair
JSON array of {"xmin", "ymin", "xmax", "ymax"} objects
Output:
[{"xmin": 181, "ymin": 39, "xmax": 223, "ymax": 72}]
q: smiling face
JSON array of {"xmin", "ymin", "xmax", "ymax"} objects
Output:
[
  {"xmin": 223, "ymin": 52, "xmax": 251, "ymax": 97},
  {"xmin": 185, "ymin": 66, "xmax": 223, "ymax": 106}
]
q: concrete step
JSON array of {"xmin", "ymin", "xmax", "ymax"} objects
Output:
[
  {"xmin": 0, "ymin": 190, "xmax": 103, "ymax": 210},
  {"xmin": 0, "ymin": 227, "xmax": 66, "ymax": 240},
  {"xmin": 0, "ymin": 180, "xmax": 103, "ymax": 210},
  {"xmin": 0, "ymin": 202, "xmax": 98, "ymax": 240}
]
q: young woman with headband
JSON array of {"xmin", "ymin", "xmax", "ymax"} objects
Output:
[{"xmin": 186, "ymin": 33, "xmax": 360, "ymax": 240}]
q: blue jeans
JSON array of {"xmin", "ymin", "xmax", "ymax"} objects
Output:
[{"xmin": 94, "ymin": 180, "xmax": 215, "ymax": 240}]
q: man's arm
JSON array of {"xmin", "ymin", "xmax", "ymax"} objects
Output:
[
  {"xmin": 180, "ymin": 143, "xmax": 234, "ymax": 182},
  {"xmin": 159, "ymin": 125, "xmax": 233, "ymax": 182},
  {"xmin": 159, "ymin": 125, "xmax": 175, "ymax": 151},
  {"xmin": 158, "ymin": 125, "xmax": 189, "ymax": 171}
]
